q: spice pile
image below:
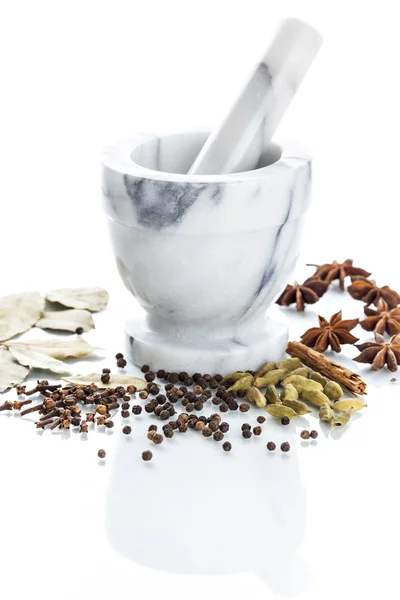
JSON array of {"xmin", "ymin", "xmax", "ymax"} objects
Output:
[{"xmin": 0, "ymin": 350, "xmax": 366, "ymax": 462}]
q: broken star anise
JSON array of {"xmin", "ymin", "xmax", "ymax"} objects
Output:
[
  {"xmin": 360, "ymin": 299, "xmax": 400, "ymax": 335},
  {"xmin": 309, "ymin": 259, "xmax": 371, "ymax": 291},
  {"xmin": 300, "ymin": 310, "xmax": 359, "ymax": 353},
  {"xmin": 276, "ymin": 277, "xmax": 328, "ymax": 312},
  {"xmin": 354, "ymin": 332, "xmax": 400, "ymax": 372},
  {"xmin": 347, "ymin": 278, "xmax": 400, "ymax": 308}
]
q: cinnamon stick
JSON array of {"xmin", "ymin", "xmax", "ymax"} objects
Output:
[{"xmin": 286, "ymin": 341, "xmax": 367, "ymax": 395}]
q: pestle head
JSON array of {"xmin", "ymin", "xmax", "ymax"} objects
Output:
[{"xmin": 188, "ymin": 18, "xmax": 322, "ymax": 176}]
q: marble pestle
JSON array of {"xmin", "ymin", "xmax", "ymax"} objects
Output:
[{"xmin": 188, "ymin": 18, "xmax": 322, "ymax": 176}]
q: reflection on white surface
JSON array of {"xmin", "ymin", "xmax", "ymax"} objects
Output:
[{"xmin": 106, "ymin": 416, "xmax": 309, "ymax": 597}]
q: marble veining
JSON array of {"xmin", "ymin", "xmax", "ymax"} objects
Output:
[{"xmin": 102, "ymin": 131, "xmax": 312, "ymax": 372}]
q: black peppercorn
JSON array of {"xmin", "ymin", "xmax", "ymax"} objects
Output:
[
  {"xmin": 156, "ymin": 394, "xmax": 166, "ymax": 404},
  {"xmin": 203, "ymin": 374, "xmax": 212, "ymax": 382},
  {"xmin": 300, "ymin": 430, "xmax": 310, "ymax": 440},
  {"xmin": 168, "ymin": 373, "xmax": 179, "ymax": 384},
  {"xmin": 144, "ymin": 402, "xmax": 155, "ymax": 413},
  {"xmin": 241, "ymin": 423, "xmax": 251, "ymax": 431},
  {"xmin": 102, "ymin": 367, "xmax": 111, "ymax": 374},
  {"xmin": 178, "ymin": 371, "xmax": 189, "ymax": 382},
  {"xmin": 192, "ymin": 373, "xmax": 201, "ymax": 382},
  {"xmin": 236, "ymin": 389, "xmax": 247, "ymax": 398},
  {"xmin": 145, "ymin": 372, "xmax": 155, "ymax": 382},
  {"xmin": 222, "ymin": 441, "xmax": 232, "ymax": 452},
  {"xmin": 147, "ymin": 430, "xmax": 156, "ymax": 441},
  {"xmin": 253, "ymin": 426, "xmax": 262, "ymax": 436},
  {"xmin": 214, "ymin": 374, "xmax": 223, "ymax": 382},
  {"xmin": 164, "ymin": 428, "xmax": 174, "ymax": 438},
  {"xmin": 186, "ymin": 402, "xmax": 194, "ymax": 412},
  {"xmin": 132, "ymin": 405, "xmax": 142, "ymax": 415},
  {"xmin": 71, "ymin": 417, "xmax": 81, "ymax": 427},
  {"xmin": 219, "ymin": 422, "xmax": 229, "ymax": 433},
  {"xmin": 208, "ymin": 420, "xmax": 219, "ymax": 432},
  {"xmin": 149, "ymin": 384, "xmax": 159, "ymax": 395},
  {"xmin": 75, "ymin": 326, "xmax": 84, "ymax": 335},
  {"xmin": 185, "ymin": 377, "xmax": 193, "ymax": 386},
  {"xmin": 168, "ymin": 421, "xmax": 178, "ymax": 429},
  {"xmin": 127, "ymin": 385, "xmax": 137, "ymax": 394},
  {"xmin": 194, "ymin": 400, "xmax": 203, "ymax": 411},
  {"xmin": 139, "ymin": 390, "xmax": 149, "ymax": 400},
  {"xmin": 121, "ymin": 410, "xmax": 130, "ymax": 418},
  {"xmin": 202, "ymin": 389, "xmax": 212, "ymax": 399},
  {"xmin": 213, "ymin": 431, "xmax": 224, "ymax": 442},
  {"xmin": 181, "ymin": 398, "xmax": 189, "ymax": 407},
  {"xmin": 154, "ymin": 406, "xmax": 162, "ymax": 416},
  {"xmin": 266, "ymin": 441, "xmax": 276, "ymax": 451},
  {"xmin": 117, "ymin": 358, "xmax": 127, "ymax": 368},
  {"xmin": 169, "ymin": 392, "xmax": 179, "ymax": 403},
  {"xmin": 209, "ymin": 378, "xmax": 219, "ymax": 389},
  {"xmin": 115, "ymin": 353, "xmax": 124, "ymax": 360},
  {"xmin": 159, "ymin": 410, "xmax": 170, "ymax": 420},
  {"xmin": 197, "ymin": 378, "xmax": 207, "ymax": 389},
  {"xmin": 257, "ymin": 416, "xmax": 266, "ymax": 424},
  {"xmin": 280, "ymin": 442, "xmax": 290, "ymax": 452},
  {"xmin": 242, "ymin": 429, "xmax": 252, "ymax": 439},
  {"xmin": 223, "ymin": 378, "xmax": 235, "ymax": 388},
  {"xmin": 101, "ymin": 373, "xmax": 110, "ymax": 384},
  {"xmin": 202, "ymin": 427, "xmax": 212, "ymax": 437},
  {"xmin": 239, "ymin": 403, "xmax": 250, "ymax": 412},
  {"xmin": 141, "ymin": 364, "xmax": 150, "ymax": 373},
  {"xmin": 105, "ymin": 420, "xmax": 114, "ymax": 428},
  {"xmin": 122, "ymin": 425, "xmax": 132, "ymax": 435},
  {"xmin": 148, "ymin": 424, "xmax": 157, "ymax": 432},
  {"xmin": 142, "ymin": 450, "xmax": 153, "ymax": 461},
  {"xmin": 152, "ymin": 433, "xmax": 163, "ymax": 444},
  {"xmin": 121, "ymin": 402, "xmax": 130, "ymax": 410},
  {"xmin": 165, "ymin": 383, "xmax": 174, "ymax": 392},
  {"xmin": 179, "ymin": 386, "xmax": 187, "ymax": 394},
  {"xmin": 228, "ymin": 400, "xmax": 238, "ymax": 411},
  {"xmin": 98, "ymin": 449, "xmax": 106, "ymax": 459},
  {"xmin": 281, "ymin": 416, "xmax": 290, "ymax": 426},
  {"xmin": 219, "ymin": 403, "xmax": 229, "ymax": 413},
  {"xmin": 227, "ymin": 389, "xmax": 237, "ymax": 398},
  {"xmin": 212, "ymin": 397, "xmax": 221, "ymax": 405},
  {"xmin": 178, "ymin": 423, "xmax": 188, "ymax": 433},
  {"xmin": 310, "ymin": 430, "xmax": 318, "ymax": 439},
  {"xmin": 185, "ymin": 391, "xmax": 196, "ymax": 402},
  {"xmin": 157, "ymin": 369, "xmax": 166, "ymax": 378}
]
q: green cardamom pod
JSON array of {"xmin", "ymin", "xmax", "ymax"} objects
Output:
[
  {"xmin": 282, "ymin": 375, "xmax": 323, "ymax": 393},
  {"xmin": 254, "ymin": 368, "xmax": 287, "ymax": 388},
  {"xmin": 266, "ymin": 404, "xmax": 298, "ymax": 420},
  {"xmin": 323, "ymin": 381, "xmax": 344, "ymax": 400},
  {"xmin": 255, "ymin": 361, "xmax": 277, "ymax": 379},
  {"xmin": 247, "ymin": 386, "xmax": 267, "ymax": 408},
  {"xmin": 227, "ymin": 374, "xmax": 254, "ymax": 391},
  {"xmin": 278, "ymin": 357, "xmax": 302, "ymax": 373},
  {"xmin": 280, "ymin": 384, "xmax": 298, "ymax": 401},
  {"xmin": 332, "ymin": 398, "xmax": 367, "ymax": 413},
  {"xmin": 288, "ymin": 367, "xmax": 311, "ymax": 378},
  {"xmin": 301, "ymin": 389, "xmax": 331, "ymax": 408},
  {"xmin": 282, "ymin": 398, "xmax": 311, "ymax": 416},
  {"xmin": 331, "ymin": 411, "xmax": 351, "ymax": 428},
  {"xmin": 309, "ymin": 371, "xmax": 328, "ymax": 386},
  {"xmin": 319, "ymin": 403, "xmax": 334, "ymax": 422},
  {"xmin": 264, "ymin": 384, "xmax": 281, "ymax": 404},
  {"xmin": 221, "ymin": 371, "xmax": 247, "ymax": 384}
]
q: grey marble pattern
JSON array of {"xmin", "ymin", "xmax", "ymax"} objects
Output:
[{"xmin": 102, "ymin": 131, "xmax": 312, "ymax": 372}]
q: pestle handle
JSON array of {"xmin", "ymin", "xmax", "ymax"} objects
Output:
[{"xmin": 188, "ymin": 18, "xmax": 323, "ymax": 176}]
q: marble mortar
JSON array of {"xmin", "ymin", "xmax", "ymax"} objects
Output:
[{"xmin": 101, "ymin": 131, "xmax": 312, "ymax": 373}]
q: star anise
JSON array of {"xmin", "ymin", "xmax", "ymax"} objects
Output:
[
  {"xmin": 347, "ymin": 278, "xmax": 400, "ymax": 308},
  {"xmin": 276, "ymin": 277, "xmax": 328, "ymax": 312},
  {"xmin": 308, "ymin": 259, "xmax": 371, "ymax": 291},
  {"xmin": 300, "ymin": 310, "xmax": 359, "ymax": 353},
  {"xmin": 359, "ymin": 299, "xmax": 400, "ymax": 335},
  {"xmin": 354, "ymin": 332, "xmax": 400, "ymax": 371}
]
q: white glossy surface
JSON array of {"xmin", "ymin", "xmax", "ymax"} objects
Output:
[
  {"xmin": 2, "ymin": 3, "xmax": 400, "ymax": 599},
  {"xmin": 189, "ymin": 18, "xmax": 322, "ymax": 175},
  {"xmin": 102, "ymin": 132, "xmax": 311, "ymax": 372}
]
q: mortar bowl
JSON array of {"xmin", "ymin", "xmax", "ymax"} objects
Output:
[{"xmin": 102, "ymin": 131, "xmax": 312, "ymax": 373}]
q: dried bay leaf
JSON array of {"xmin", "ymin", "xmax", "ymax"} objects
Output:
[
  {"xmin": 0, "ymin": 292, "xmax": 44, "ymax": 342},
  {"xmin": 46, "ymin": 287, "xmax": 109, "ymax": 312},
  {"xmin": 8, "ymin": 347, "xmax": 69, "ymax": 374},
  {"xmin": 0, "ymin": 346, "xmax": 30, "ymax": 392},
  {"xmin": 63, "ymin": 373, "xmax": 147, "ymax": 390},
  {"xmin": 6, "ymin": 337, "xmax": 97, "ymax": 360},
  {"xmin": 36, "ymin": 309, "xmax": 95, "ymax": 333}
]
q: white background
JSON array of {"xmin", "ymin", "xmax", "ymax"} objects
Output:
[{"xmin": 1, "ymin": 1, "xmax": 400, "ymax": 599}]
